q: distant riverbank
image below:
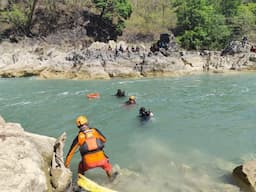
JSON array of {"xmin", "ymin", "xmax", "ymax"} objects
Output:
[{"xmin": 1, "ymin": 39, "xmax": 256, "ymax": 80}]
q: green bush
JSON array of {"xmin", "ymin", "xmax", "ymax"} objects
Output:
[
  {"xmin": 1, "ymin": 4, "xmax": 28, "ymax": 31},
  {"xmin": 175, "ymin": 0, "xmax": 231, "ymax": 50}
]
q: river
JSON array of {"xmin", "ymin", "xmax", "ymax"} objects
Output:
[{"xmin": 1, "ymin": 73, "xmax": 256, "ymax": 191}]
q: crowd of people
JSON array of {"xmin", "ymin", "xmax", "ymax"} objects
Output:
[{"xmin": 65, "ymin": 88, "xmax": 154, "ymax": 189}]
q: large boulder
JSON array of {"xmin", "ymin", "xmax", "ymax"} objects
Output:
[
  {"xmin": 0, "ymin": 115, "xmax": 55, "ymax": 192},
  {"xmin": 0, "ymin": 115, "xmax": 73, "ymax": 192},
  {"xmin": 221, "ymin": 40, "xmax": 251, "ymax": 56},
  {"xmin": 233, "ymin": 160, "xmax": 256, "ymax": 192}
]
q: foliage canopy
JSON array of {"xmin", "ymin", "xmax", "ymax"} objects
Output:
[
  {"xmin": 92, "ymin": 0, "xmax": 132, "ymax": 33},
  {"xmin": 1, "ymin": 0, "xmax": 256, "ymax": 50}
]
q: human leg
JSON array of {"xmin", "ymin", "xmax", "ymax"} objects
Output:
[
  {"xmin": 78, "ymin": 160, "xmax": 89, "ymax": 174},
  {"xmin": 101, "ymin": 158, "xmax": 118, "ymax": 181}
]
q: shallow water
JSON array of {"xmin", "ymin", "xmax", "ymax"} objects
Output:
[{"xmin": 1, "ymin": 73, "xmax": 256, "ymax": 191}]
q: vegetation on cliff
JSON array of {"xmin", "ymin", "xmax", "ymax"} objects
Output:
[{"xmin": 1, "ymin": 0, "xmax": 256, "ymax": 50}]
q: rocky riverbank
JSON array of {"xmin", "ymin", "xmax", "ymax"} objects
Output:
[
  {"xmin": 0, "ymin": 115, "xmax": 72, "ymax": 192},
  {"xmin": 1, "ymin": 39, "xmax": 256, "ymax": 80}
]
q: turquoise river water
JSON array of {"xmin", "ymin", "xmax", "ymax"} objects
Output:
[{"xmin": 1, "ymin": 73, "xmax": 256, "ymax": 191}]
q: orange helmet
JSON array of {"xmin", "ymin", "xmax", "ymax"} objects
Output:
[{"xmin": 76, "ymin": 116, "xmax": 88, "ymax": 127}]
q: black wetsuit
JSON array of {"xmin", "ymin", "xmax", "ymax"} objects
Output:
[{"xmin": 139, "ymin": 110, "xmax": 152, "ymax": 120}]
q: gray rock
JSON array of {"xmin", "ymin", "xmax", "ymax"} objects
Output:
[
  {"xmin": 1, "ymin": 39, "xmax": 256, "ymax": 79},
  {"xmin": 0, "ymin": 115, "xmax": 55, "ymax": 192},
  {"xmin": 233, "ymin": 160, "xmax": 256, "ymax": 192},
  {"xmin": 50, "ymin": 132, "xmax": 72, "ymax": 192},
  {"xmin": 0, "ymin": 115, "xmax": 72, "ymax": 192}
]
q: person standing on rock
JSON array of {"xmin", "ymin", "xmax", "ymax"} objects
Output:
[{"xmin": 65, "ymin": 115, "xmax": 117, "ymax": 181}]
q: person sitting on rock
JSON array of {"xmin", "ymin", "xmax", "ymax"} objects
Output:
[
  {"xmin": 115, "ymin": 89, "xmax": 125, "ymax": 97},
  {"xmin": 251, "ymin": 46, "xmax": 256, "ymax": 53}
]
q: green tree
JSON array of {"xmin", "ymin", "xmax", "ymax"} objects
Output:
[
  {"xmin": 1, "ymin": 4, "xmax": 27, "ymax": 32},
  {"xmin": 126, "ymin": 0, "xmax": 175, "ymax": 36},
  {"xmin": 92, "ymin": 0, "xmax": 132, "ymax": 33},
  {"xmin": 231, "ymin": 3, "xmax": 256, "ymax": 39},
  {"xmin": 175, "ymin": 0, "xmax": 231, "ymax": 50},
  {"xmin": 219, "ymin": 0, "xmax": 242, "ymax": 17},
  {"xmin": 0, "ymin": 0, "xmax": 38, "ymax": 35},
  {"xmin": 27, "ymin": 0, "xmax": 38, "ymax": 33}
]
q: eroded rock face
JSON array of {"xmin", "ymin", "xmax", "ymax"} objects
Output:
[
  {"xmin": 1, "ymin": 40, "xmax": 256, "ymax": 80},
  {"xmin": 0, "ymin": 115, "xmax": 55, "ymax": 192},
  {"xmin": 50, "ymin": 132, "xmax": 72, "ymax": 192},
  {"xmin": 233, "ymin": 160, "xmax": 256, "ymax": 192}
]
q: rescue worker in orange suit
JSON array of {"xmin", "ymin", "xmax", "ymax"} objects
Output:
[{"xmin": 65, "ymin": 115, "xmax": 117, "ymax": 181}]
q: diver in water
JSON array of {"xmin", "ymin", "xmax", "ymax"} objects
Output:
[
  {"xmin": 115, "ymin": 89, "xmax": 126, "ymax": 97},
  {"xmin": 139, "ymin": 107, "xmax": 153, "ymax": 120},
  {"xmin": 125, "ymin": 96, "xmax": 136, "ymax": 105}
]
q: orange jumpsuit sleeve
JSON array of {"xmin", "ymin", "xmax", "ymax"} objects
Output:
[
  {"xmin": 94, "ymin": 128, "xmax": 106, "ymax": 143},
  {"xmin": 65, "ymin": 136, "xmax": 79, "ymax": 168}
]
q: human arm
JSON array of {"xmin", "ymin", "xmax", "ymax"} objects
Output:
[{"xmin": 65, "ymin": 136, "xmax": 79, "ymax": 168}]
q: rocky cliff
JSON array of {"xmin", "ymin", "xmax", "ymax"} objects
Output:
[{"xmin": 1, "ymin": 39, "xmax": 256, "ymax": 80}]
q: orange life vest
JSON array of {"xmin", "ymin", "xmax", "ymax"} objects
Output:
[{"xmin": 78, "ymin": 129, "xmax": 104, "ymax": 155}]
